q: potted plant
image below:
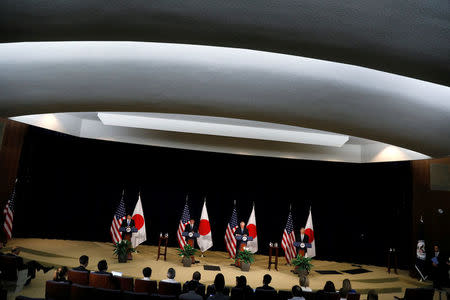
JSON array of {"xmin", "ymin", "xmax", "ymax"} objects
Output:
[
  {"xmin": 291, "ymin": 254, "xmax": 313, "ymax": 277},
  {"xmin": 176, "ymin": 244, "xmax": 197, "ymax": 267},
  {"xmin": 113, "ymin": 240, "xmax": 135, "ymax": 263},
  {"xmin": 235, "ymin": 248, "xmax": 255, "ymax": 272}
]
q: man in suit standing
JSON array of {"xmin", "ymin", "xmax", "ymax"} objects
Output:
[
  {"xmin": 72, "ymin": 255, "xmax": 89, "ymax": 272},
  {"xmin": 184, "ymin": 219, "xmax": 199, "ymax": 263},
  {"xmin": 296, "ymin": 227, "xmax": 309, "ymax": 257},
  {"xmin": 120, "ymin": 215, "xmax": 135, "ymax": 240},
  {"xmin": 234, "ymin": 221, "xmax": 249, "ymax": 256}
]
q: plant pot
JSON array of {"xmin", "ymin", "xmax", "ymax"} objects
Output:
[
  {"xmin": 240, "ymin": 262, "xmax": 251, "ymax": 272},
  {"xmin": 118, "ymin": 254, "xmax": 128, "ymax": 263},
  {"xmin": 182, "ymin": 256, "xmax": 192, "ymax": 267},
  {"xmin": 294, "ymin": 267, "xmax": 308, "ymax": 277}
]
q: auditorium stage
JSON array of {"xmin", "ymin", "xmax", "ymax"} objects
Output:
[{"xmin": 4, "ymin": 238, "xmax": 438, "ymax": 300}]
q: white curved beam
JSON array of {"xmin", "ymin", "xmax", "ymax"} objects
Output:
[{"xmin": 0, "ymin": 41, "xmax": 449, "ymax": 157}]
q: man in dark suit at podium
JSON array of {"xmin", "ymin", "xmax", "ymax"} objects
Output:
[
  {"xmin": 184, "ymin": 219, "xmax": 199, "ymax": 263},
  {"xmin": 120, "ymin": 215, "xmax": 135, "ymax": 240},
  {"xmin": 235, "ymin": 221, "xmax": 249, "ymax": 255},
  {"xmin": 296, "ymin": 227, "xmax": 309, "ymax": 256}
]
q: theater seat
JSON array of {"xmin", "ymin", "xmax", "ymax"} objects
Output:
[
  {"xmin": 303, "ymin": 291, "xmax": 316, "ymax": 300},
  {"xmin": 347, "ymin": 294, "xmax": 360, "ymax": 300},
  {"xmin": 158, "ymin": 282, "xmax": 181, "ymax": 296},
  {"xmin": 15, "ymin": 297, "xmax": 45, "ymax": 300},
  {"xmin": 114, "ymin": 276, "xmax": 134, "ymax": 291},
  {"xmin": 394, "ymin": 288, "xmax": 434, "ymax": 300},
  {"xmin": 45, "ymin": 280, "xmax": 71, "ymax": 300},
  {"xmin": 67, "ymin": 270, "xmax": 89, "ymax": 286},
  {"xmin": 123, "ymin": 291, "xmax": 152, "ymax": 300},
  {"xmin": 88, "ymin": 273, "xmax": 113, "ymax": 289},
  {"xmin": 277, "ymin": 290, "xmax": 292, "ymax": 300},
  {"xmin": 134, "ymin": 279, "xmax": 157, "ymax": 294},
  {"xmin": 317, "ymin": 292, "xmax": 339, "ymax": 300},
  {"xmin": 69, "ymin": 283, "xmax": 94, "ymax": 300},
  {"xmin": 255, "ymin": 288, "xmax": 278, "ymax": 300},
  {"xmin": 92, "ymin": 287, "xmax": 122, "ymax": 300}
]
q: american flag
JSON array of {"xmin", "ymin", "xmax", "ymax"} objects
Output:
[
  {"xmin": 177, "ymin": 199, "xmax": 191, "ymax": 249},
  {"xmin": 224, "ymin": 204, "xmax": 238, "ymax": 258},
  {"xmin": 3, "ymin": 179, "xmax": 17, "ymax": 240},
  {"xmin": 281, "ymin": 210, "xmax": 297, "ymax": 263},
  {"xmin": 110, "ymin": 192, "xmax": 126, "ymax": 244}
]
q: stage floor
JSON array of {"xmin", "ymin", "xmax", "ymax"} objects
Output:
[{"xmin": 3, "ymin": 238, "xmax": 443, "ymax": 300}]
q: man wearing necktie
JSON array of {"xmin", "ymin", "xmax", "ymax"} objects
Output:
[
  {"xmin": 296, "ymin": 227, "xmax": 309, "ymax": 257},
  {"xmin": 120, "ymin": 215, "xmax": 136, "ymax": 240},
  {"xmin": 235, "ymin": 221, "xmax": 249, "ymax": 254}
]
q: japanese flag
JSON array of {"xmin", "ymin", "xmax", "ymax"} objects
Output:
[
  {"xmin": 131, "ymin": 195, "xmax": 147, "ymax": 248},
  {"xmin": 197, "ymin": 201, "xmax": 213, "ymax": 252},
  {"xmin": 305, "ymin": 208, "xmax": 316, "ymax": 258},
  {"xmin": 246, "ymin": 204, "xmax": 258, "ymax": 253}
]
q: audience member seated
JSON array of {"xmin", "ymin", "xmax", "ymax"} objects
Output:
[
  {"xmin": 316, "ymin": 281, "xmax": 337, "ymax": 297},
  {"xmin": 180, "ymin": 280, "xmax": 203, "ymax": 300},
  {"xmin": 161, "ymin": 268, "xmax": 178, "ymax": 283},
  {"xmin": 72, "ymin": 255, "xmax": 89, "ymax": 272},
  {"xmin": 256, "ymin": 274, "xmax": 275, "ymax": 291},
  {"xmin": 339, "ymin": 279, "xmax": 356, "ymax": 294},
  {"xmin": 142, "ymin": 267, "xmax": 152, "ymax": 280},
  {"xmin": 184, "ymin": 271, "xmax": 205, "ymax": 294},
  {"xmin": 233, "ymin": 275, "xmax": 254, "ymax": 299},
  {"xmin": 53, "ymin": 266, "xmax": 69, "ymax": 282},
  {"xmin": 339, "ymin": 289, "xmax": 348, "ymax": 300},
  {"xmin": 7, "ymin": 246, "xmax": 52, "ymax": 284},
  {"xmin": 93, "ymin": 259, "xmax": 111, "ymax": 275},
  {"xmin": 207, "ymin": 273, "xmax": 229, "ymax": 300},
  {"xmin": 289, "ymin": 285, "xmax": 305, "ymax": 300},
  {"xmin": 367, "ymin": 290, "xmax": 378, "ymax": 300},
  {"xmin": 299, "ymin": 276, "xmax": 312, "ymax": 292}
]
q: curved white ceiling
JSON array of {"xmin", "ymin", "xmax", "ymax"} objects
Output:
[{"xmin": 1, "ymin": 41, "xmax": 449, "ymax": 158}]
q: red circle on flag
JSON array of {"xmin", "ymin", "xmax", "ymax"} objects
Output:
[
  {"xmin": 247, "ymin": 224, "xmax": 257, "ymax": 238},
  {"xmin": 132, "ymin": 214, "xmax": 145, "ymax": 230},
  {"xmin": 199, "ymin": 219, "xmax": 211, "ymax": 235},
  {"xmin": 305, "ymin": 228, "xmax": 314, "ymax": 243}
]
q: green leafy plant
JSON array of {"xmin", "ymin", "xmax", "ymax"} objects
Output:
[
  {"xmin": 291, "ymin": 254, "xmax": 313, "ymax": 271},
  {"xmin": 176, "ymin": 244, "xmax": 198, "ymax": 257},
  {"xmin": 235, "ymin": 249, "xmax": 255, "ymax": 264},
  {"xmin": 113, "ymin": 240, "xmax": 135, "ymax": 257}
]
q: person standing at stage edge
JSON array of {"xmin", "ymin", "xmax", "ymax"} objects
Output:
[
  {"xmin": 184, "ymin": 219, "xmax": 199, "ymax": 264},
  {"xmin": 235, "ymin": 221, "xmax": 249, "ymax": 256}
]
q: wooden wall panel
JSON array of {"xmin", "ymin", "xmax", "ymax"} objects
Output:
[
  {"xmin": 411, "ymin": 157, "xmax": 450, "ymax": 260},
  {"xmin": 0, "ymin": 118, "xmax": 28, "ymax": 240}
]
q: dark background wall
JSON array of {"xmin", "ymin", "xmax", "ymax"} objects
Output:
[{"xmin": 9, "ymin": 126, "xmax": 415, "ymax": 267}]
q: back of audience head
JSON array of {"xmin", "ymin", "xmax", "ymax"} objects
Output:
[
  {"xmin": 214, "ymin": 273, "xmax": 225, "ymax": 293},
  {"xmin": 367, "ymin": 289, "xmax": 378, "ymax": 300},
  {"xmin": 79, "ymin": 255, "xmax": 89, "ymax": 267},
  {"xmin": 299, "ymin": 276, "xmax": 309, "ymax": 287},
  {"xmin": 263, "ymin": 274, "xmax": 272, "ymax": 286},
  {"xmin": 342, "ymin": 278, "xmax": 352, "ymax": 291},
  {"xmin": 236, "ymin": 275, "xmax": 247, "ymax": 288},
  {"xmin": 143, "ymin": 267, "xmax": 152, "ymax": 278},
  {"xmin": 167, "ymin": 267, "xmax": 176, "ymax": 279},
  {"xmin": 292, "ymin": 285, "xmax": 303, "ymax": 297},
  {"xmin": 54, "ymin": 266, "xmax": 68, "ymax": 281},
  {"xmin": 192, "ymin": 271, "xmax": 201, "ymax": 281},
  {"xmin": 97, "ymin": 259, "xmax": 108, "ymax": 272},
  {"xmin": 323, "ymin": 281, "xmax": 336, "ymax": 292}
]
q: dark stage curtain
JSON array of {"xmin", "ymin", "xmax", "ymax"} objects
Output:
[{"xmin": 13, "ymin": 126, "xmax": 413, "ymax": 267}]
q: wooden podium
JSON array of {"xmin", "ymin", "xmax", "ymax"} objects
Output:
[
  {"xmin": 293, "ymin": 242, "xmax": 311, "ymax": 257},
  {"xmin": 182, "ymin": 232, "xmax": 200, "ymax": 263},
  {"xmin": 119, "ymin": 227, "xmax": 137, "ymax": 260},
  {"xmin": 235, "ymin": 236, "xmax": 253, "ymax": 267}
]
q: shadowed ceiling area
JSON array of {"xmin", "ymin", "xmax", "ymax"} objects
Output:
[{"xmin": 0, "ymin": 0, "xmax": 449, "ymax": 86}]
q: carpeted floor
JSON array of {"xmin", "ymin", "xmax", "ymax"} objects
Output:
[{"xmin": 2, "ymin": 238, "xmax": 445, "ymax": 300}]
